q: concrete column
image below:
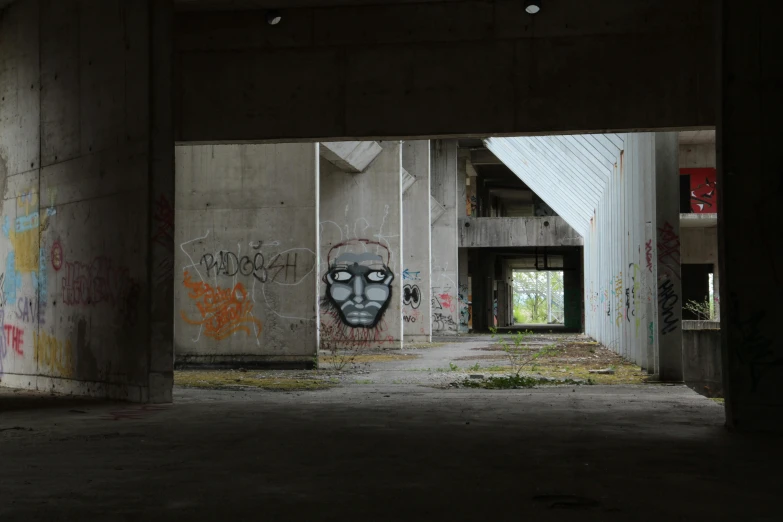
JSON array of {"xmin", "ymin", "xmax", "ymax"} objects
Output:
[
  {"xmin": 430, "ymin": 140, "xmax": 459, "ymax": 335},
  {"xmin": 712, "ymin": 262, "xmax": 720, "ymax": 321},
  {"xmin": 402, "ymin": 141, "xmax": 431, "ymax": 343},
  {"xmin": 0, "ymin": 0, "xmax": 174, "ymax": 402},
  {"xmin": 458, "ymin": 248, "xmax": 469, "ymax": 333},
  {"xmin": 174, "ymin": 144, "xmax": 319, "ymax": 367},
  {"xmin": 719, "ymin": 0, "xmax": 783, "ymax": 432},
  {"xmin": 319, "ymin": 141, "xmax": 403, "ymax": 350},
  {"xmin": 654, "ymin": 133, "xmax": 683, "ymax": 382}
]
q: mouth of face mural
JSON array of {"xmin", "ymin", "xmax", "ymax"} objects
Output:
[{"xmin": 324, "ymin": 241, "xmax": 394, "ymax": 328}]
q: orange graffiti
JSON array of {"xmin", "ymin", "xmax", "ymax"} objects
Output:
[{"xmin": 180, "ymin": 270, "xmax": 262, "ymax": 340}]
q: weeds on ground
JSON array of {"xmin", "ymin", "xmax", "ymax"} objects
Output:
[
  {"xmin": 319, "ymin": 320, "xmax": 361, "ymax": 371},
  {"xmin": 489, "ymin": 327, "xmax": 560, "ymax": 375},
  {"xmin": 460, "ymin": 375, "xmax": 593, "ymax": 389},
  {"xmin": 468, "ymin": 363, "xmax": 481, "ymax": 372}
]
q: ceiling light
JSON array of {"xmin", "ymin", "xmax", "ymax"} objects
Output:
[
  {"xmin": 266, "ymin": 10, "xmax": 282, "ymax": 25},
  {"xmin": 525, "ymin": 1, "xmax": 541, "ymax": 14}
]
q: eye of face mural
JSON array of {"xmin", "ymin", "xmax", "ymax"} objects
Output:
[{"xmin": 324, "ymin": 240, "xmax": 394, "ymax": 328}]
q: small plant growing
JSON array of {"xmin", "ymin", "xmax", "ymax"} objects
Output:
[
  {"xmin": 490, "ymin": 327, "xmax": 559, "ymax": 376},
  {"xmin": 319, "ymin": 320, "xmax": 362, "ymax": 371},
  {"xmin": 684, "ymin": 298, "xmax": 713, "ymax": 321},
  {"xmin": 448, "ymin": 362, "xmax": 459, "ymax": 372},
  {"xmin": 468, "ymin": 363, "xmax": 481, "ymax": 372}
]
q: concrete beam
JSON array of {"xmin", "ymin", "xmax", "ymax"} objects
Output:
[
  {"xmin": 470, "ymin": 149, "xmax": 502, "ymax": 166},
  {"xmin": 175, "ymin": 0, "xmax": 716, "ymax": 142},
  {"xmin": 459, "ymin": 217, "xmax": 583, "ymax": 248},
  {"xmin": 319, "ymin": 141, "xmax": 382, "ymax": 173}
]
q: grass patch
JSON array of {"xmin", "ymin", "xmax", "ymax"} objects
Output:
[
  {"xmin": 175, "ymin": 371, "xmax": 335, "ymax": 391},
  {"xmin": 318, "ymin": 354, "xmax": 419, "ymax": 365},
  {"xmin": 459, "ymin": 375, "xmax": 590, "ymax": 389},
  {"xmin": 354, "ymin": 379, "xmax": 374, "ymax": 384},
  {"xmin": 710, "ymin": 397, "xmax": 725, "ymax": 404},
  {"xmin": 528, "ymin": 363, "xmax": 644, "ymax": 384}
]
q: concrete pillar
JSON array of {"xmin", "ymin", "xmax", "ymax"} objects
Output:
[
  {"xmin": 430, "ymin": 140, "xmax": 459, "ymax": 335},
  {"xmin": 654, "ymin": 133, "xmax": 683, "ymax": 382},
  {"xmin": 402, "ymin": 141, "xmax": 431, "ymax": 343},
  {"xmin": 458, "ymin": 248, "xmax": 469, "ymax": 333},
  {"xmin": 0, "ymin": 0, "xmax": 174, "ymax": 402},
  {"xmin": 174, "ymin": 144, "xmax": 319, "ymax": 367},
  {"xmin": 719, "ymin": 0, "xmax": 783, "ymax": 431},
  {"xmin": 319, "ymin": 141, "xmax": 403, "ymax": 350}
]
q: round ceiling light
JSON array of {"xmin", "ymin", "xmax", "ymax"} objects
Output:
[
  {"xmin": 525, "ymin": 1, "xmax": 541, "ymax": 14},
  {"xmin": 266, "ymin": 10, "xmax": 282, "ymax": 25}
]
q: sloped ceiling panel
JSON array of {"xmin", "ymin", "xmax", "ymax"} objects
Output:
[{"xmin": 484, "ymin": 134, "xmax": 624, "ymax": 235}]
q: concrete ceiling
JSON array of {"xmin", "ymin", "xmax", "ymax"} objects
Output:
[
  {"xmin": 174, "ymin": 0, "xmax": 452, "ymax": 10},
  {"xmin": 679, "ymin": 130, "xmax": 715, "ymax": 144}
]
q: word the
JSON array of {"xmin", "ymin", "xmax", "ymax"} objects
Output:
[
  {"xmin": 4, "ymin": 324, "xmax": 24, "ymax": 356},
  {"xmin": 181, "ymin": 270, "xmax": 262, "ymax": 341}
]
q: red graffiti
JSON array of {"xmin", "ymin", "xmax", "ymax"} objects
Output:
[
  {"xmin": 645, "ymin": 240, "xmax": 653, "ymax": 273},
  {"xmin": 4, "ymin": 324, "xmax": 24, "ymax": 356},
  {"xmin": 656, "ymin": 222, "xmax": 681, "ymax": 278},
  {"xmin": 438, "ymin": 293, "xmax": 455, "ymax": 311},
  {"xmin": 680, "ymin": 168, "xmax": 717, "ymax": 213},
  {"xmin": 180, "ymin": 270, "xmax": 262, "ymax": 341},
  {"xmin": 51, "ymin": 240, "xmax": 63, "ymax": 271},
  {"xmin": 152, "ymin": 195, "xmax": 174, "ymax": 248}
]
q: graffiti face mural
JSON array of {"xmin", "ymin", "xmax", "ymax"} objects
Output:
[{"xmin": 323, "ymin": 240, "xmax": 394, "ymax": 328}]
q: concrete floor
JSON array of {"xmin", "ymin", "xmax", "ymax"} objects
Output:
[{"xmin": 1, "ymin": 381, "xmax": 780, "ymax": 521}]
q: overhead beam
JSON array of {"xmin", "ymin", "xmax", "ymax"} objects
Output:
[{"xmin": 175, "ymin": 0, "xmax": 716, "ymax": 142}]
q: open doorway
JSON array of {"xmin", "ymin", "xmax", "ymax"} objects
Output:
[{"xmin": 512, "ymin": 270, "xmax": 565, "ymax": 326}]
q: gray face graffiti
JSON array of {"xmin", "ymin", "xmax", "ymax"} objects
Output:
[{"xmin": 324, "ymin": 241, "xmax": 394, "ymax": 328}]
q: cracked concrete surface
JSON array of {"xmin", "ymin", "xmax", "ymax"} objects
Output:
[{"xmin": 0, "ymin": 381, "xmax": 780, "ymax": 521}]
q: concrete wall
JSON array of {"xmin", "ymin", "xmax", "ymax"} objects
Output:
[
  {"xmin": 174, "ymin": 0, "xmax": 716, "ymax": 142},
  {"xmin": 682, "ymin": 321, "xmax": 722, "ymax": 398},
  {"xmin": 459, "ymin": 217, "xmax": 583, "ymax": 248},
  {"xmin": 319, "ymin": 141, "xmax": 403, "ymax": 349},
  {"xmin": 174, "ymin": 144, "xmax": 318, "ymax": 367},
  {"xmin": 679, "ymin": 143, "xmax": 716, "ymax": 169},
  {"xmin": 430, "ymin": 140, "xmax": 459, "ymax": 335},
  {"xmin": 402, "ymin": 141, "xmax": 431, "ymax": 342},
  {"xmin": 681, "ymin": 227, "xmax": 718, "ymax": 265},
  {"xmin": 580, "ymin": 135, "xmax": 659, "ymax": 374},
  {"xmin": 0, "ymin": 0, "xmax": 173, "ymax": 402}
]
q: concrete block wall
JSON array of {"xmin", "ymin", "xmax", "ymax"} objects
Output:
[
  {"xmin": 174, "ymin": 144, "xmax": 318, "ymax": 366},
  {"xmin": 319, "ymin": 141, "xmax": 403, "ymax": 349},
  {"xmin": 0, "ymin": 0, "xmax": 173, "ymax": 401}
]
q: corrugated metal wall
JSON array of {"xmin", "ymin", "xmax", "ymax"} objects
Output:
[{"xmin": 486, "ymin": 134, "xmax": 660, "ymax": 373}]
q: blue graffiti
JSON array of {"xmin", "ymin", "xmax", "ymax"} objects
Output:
[
  {"xmin": 402, "ymin": 269, "xmax": 421, "ymax": 281},
  {"xmin": 4, "ymin": 252, "xmax": 22, "ymax": 305},
  {"xmin": 2, "ymin": 216, "xmax": 9, "ymax": 237}
]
